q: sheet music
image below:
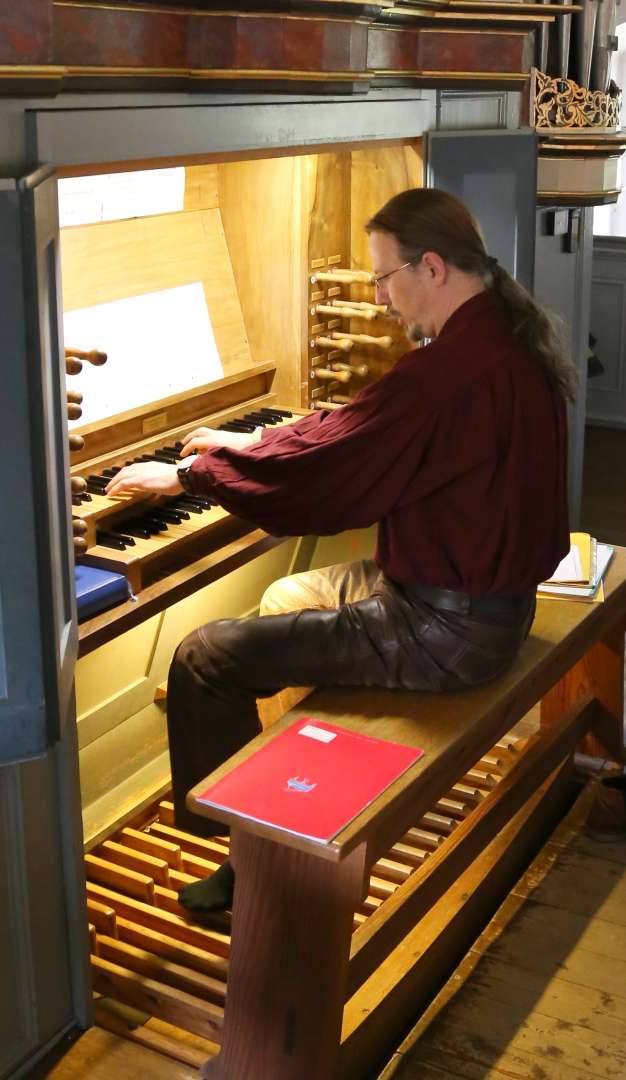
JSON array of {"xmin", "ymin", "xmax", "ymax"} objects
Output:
[
  {"xmin": 59, "ymin": 168, "xmax": 185, "ymax": 227},
  {"xmin": 64, "ymin": 283, "xmax": 223, "ymax": 427}
]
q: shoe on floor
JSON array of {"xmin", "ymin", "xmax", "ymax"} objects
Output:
[{"xmin": 585, "ymin": 774, "xmax": 626, "ymax": 842}]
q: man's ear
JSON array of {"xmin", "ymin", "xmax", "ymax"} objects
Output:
[{"xmin": 422, "ymin": 252, "xmax": 446, "ymax": 282}]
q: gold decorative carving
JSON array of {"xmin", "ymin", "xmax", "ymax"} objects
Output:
[{"xmin": 534, "ymin": 69, "xmax": 621, "ymax": 130}]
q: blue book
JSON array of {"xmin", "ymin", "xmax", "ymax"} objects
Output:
[{"xmin": 75, "ymin": 564, "xmax": 131, "ymax": 621}]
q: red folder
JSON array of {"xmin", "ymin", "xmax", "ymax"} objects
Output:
[{"xmin": 195, "ymin": 719, "xmax": 425, "ymax": 844}]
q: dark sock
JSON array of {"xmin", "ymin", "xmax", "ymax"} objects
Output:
[{"xmin": 178, "ymin": 859, "xmax": 235, "ymax": 914}]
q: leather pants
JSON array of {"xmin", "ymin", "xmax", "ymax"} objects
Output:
[{"xmin": 167, "ymin": 559, "xmax": 535, "ymax": 836}]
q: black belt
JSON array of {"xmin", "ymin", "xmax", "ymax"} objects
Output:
[{"xmin": 400, "ymin": 581, "xmax": 533, "ymax": 618}]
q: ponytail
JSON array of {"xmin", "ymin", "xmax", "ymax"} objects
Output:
[{"xmin": 488, "ymin": 261, "xmax": 577, "ymax": 403}]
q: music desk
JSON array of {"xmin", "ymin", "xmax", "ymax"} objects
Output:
[{"xmin": 188, "ymin": 548, "xmax": 626, "ymax": 1080}]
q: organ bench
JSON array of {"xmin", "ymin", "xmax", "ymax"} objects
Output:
[{"xmin": 187, "ymin": 547, "xmax": 626, "ymax": 1080}]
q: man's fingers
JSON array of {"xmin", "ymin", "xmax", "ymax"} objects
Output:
[{"xmin": 105, "ymin": 468, "xmax": 138, "ymax": 496}]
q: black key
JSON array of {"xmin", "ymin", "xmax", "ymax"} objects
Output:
[
  {"xmin": 177, "ymin": 494, "xmax": 210, "ymax": 510},
  {"xmin": 153, "ymin": 450, "xmax": 180, "ymax": 463},
  {"xmin": 246, "ymin": 411, "xmax": 279, "ymax": 425},
  {"xmin": 242, "ymin": 413, "xmax": 269, "ymax": 426},
  {"xmin": 147, "ymin": 508, "xmax": 185, "ymax": 525},
  {"xmin": 87, "ymin": 474, "xmax": 108, "ymax": 486},
  {"xmin": 96, "ymin": 532, "xmax": 127, "ymax": 551},
  {"xmin": 139, "ymin": 517, "xmax": 168, "ymax": 534},
  {"xmin": 165, "ymin": 504, "xmax": 190, "ymax": 521},
  {"xmin": 122, "ymin": 521, "xmax": 152, "ymax": 539},
  {"xmin": 260, "ymin": 406, "xmax": 292, "ymax": 417},
  {"xmin": 220, "ymin": 421, "xmax": 257, "ymax": 434},
  {"xmin": 162, "ymin": 444, "xmax": 182, "ymax": 455},
  {"xmin": 169, "ymin": 500, "xmax": 202, "ymax": 515},
  {"xmin": 98, "ymin": 530, "xmax": 135, "ymax": 547},
  {"xmin": 86, "ymin": 481, "xmax": 108, "ymax": 495},
  {"xmin": 102, "ymin": 467, "xmax": 120, "ymax": 477},
  {"xmin": 259, "ymin": 408, "xmax": 287, "ymax": 420}
]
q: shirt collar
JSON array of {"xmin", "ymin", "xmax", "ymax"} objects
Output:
[{"xmin": 437, "ymin": 289, "xmax": 502, "ymax": 341}]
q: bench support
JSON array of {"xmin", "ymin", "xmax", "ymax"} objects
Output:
[
  {"xmin": 203, "ymin": 831, "xmax": 367, "ymax": 1080},
  {"xmin": 541, "ymin": 624, "xmax": 626, "ymax": 762}
]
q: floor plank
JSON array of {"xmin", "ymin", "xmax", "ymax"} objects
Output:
[
  {"xmin": 29, "ymin": 1025, "xmax": 199, "ymax": 1079},
  {"xmin": 381, "ymin": 786, "xmax": 626, "ymax": 1080}
]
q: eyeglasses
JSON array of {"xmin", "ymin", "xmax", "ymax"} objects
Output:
[{"xmin": 372, "ymin": 260, "xmax": 415, "ymax": 288}]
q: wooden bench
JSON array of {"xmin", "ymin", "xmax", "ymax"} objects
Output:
[{"xmin": 188, "ymin": 547, "xmax": 626, "ymax": 1080}]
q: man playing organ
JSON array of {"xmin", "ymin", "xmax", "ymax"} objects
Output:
[{"xmin": 106, "ymin": 188, "xmax": 576, "ymax": 918}]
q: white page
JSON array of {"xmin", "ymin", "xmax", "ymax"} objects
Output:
[
  {"xmin": 59, "ymin": 168, "xmax": 185, "ymax": 227},
  {"xmin": 546, "ymin": 545, "xmax": 583, "ymax": 583},
  {"xmin": 64, "ymin": 283, "xmax": 223, "ymax": 427}
]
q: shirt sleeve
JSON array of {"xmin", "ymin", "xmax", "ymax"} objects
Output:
[{"xmin": 185, "ymin": 360, "xmax": 437, "ymax": 536}]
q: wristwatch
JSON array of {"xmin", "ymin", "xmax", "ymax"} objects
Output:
[{"xmin": 176, "ymin": 453, "xmax": 199, "ymax": 493}]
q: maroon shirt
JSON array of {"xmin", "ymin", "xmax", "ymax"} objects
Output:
[{"xmin": 187, "ymin": 290, "xmax": 570, "ymax": 595}]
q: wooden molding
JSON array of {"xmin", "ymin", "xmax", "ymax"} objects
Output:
[{"xmin": 0, "ymin": 1, "xmax": 558, "ymax": 96}]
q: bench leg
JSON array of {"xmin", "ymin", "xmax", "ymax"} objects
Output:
[
  {"xmin": 203, "ymin": 830, "xmax": 367, "ymax": 1080},
  {"xmin": 541, "ymin": 622, "xmax": 626, "ymax": 762}
]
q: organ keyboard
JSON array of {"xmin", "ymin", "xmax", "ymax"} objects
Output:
[{"xmin": 72, "ymin": 388, "xmax": 308, "ymax": 653}]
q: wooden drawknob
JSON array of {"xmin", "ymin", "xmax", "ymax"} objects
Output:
[
  {"xmin": 72, "ymin": 516, "xmax": 88, "ymax": 556},
  {"xmin": 334, "ymin": 301, "xmax": 388, "ymax": 314},
  {"xmin": 66, "ymin": 356, "xmax": 83, "ymax": 376},
  {"xmin": 333, "ymin": 362, "xmax": 369, "ymax": 378},
  {"xmin": 313, "ymin": 304, "xmax": 376, "ymax": 322},
  {"xmin": 67, "ymin": 389, "xmax": 83, "ymax": 405},
  {"xmin": 67, "ymin": 401, "xmax": 82, "ymax": 421},
  {"xmin": 65, "ymin": 346, "xmax": 107, "ymax": 366},
  {"xmin": 314, "ymin": 336, "xmax": 353, "ymax": 352},
  {"xmin": 69, "ymin": 433, "xmax": 85, "ymax": 453},
  {"xmin": 331, "ymin": 332, "xmax": 392, "ymax": 349},
  {"xmin": 71, "ymin": 476, "xmax": 87, "ymax": 495},
  {"xmin": 310, "ymin": 269, "xmax": 374, "ymax": 285},
  {"xmin": 313, "ymin": 367, "xmax": 352, "ymax": 384}
]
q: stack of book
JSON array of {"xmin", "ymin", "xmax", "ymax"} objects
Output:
[{"xmin": 538, "ymin": 532, "xmax": 614, "ymax": 603}]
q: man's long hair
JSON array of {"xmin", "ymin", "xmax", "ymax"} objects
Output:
[{"xmin": 367, "ymin": 188, "xmax": 577, "ymax": 402}]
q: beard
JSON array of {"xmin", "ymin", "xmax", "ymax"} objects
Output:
[
  {"xmin": 408, "ymin": 323, "xmax": 425, "ymax": 343},
  {"xmin": 389, "ymin": 306, "xmax": 426, "ymax": 344}
]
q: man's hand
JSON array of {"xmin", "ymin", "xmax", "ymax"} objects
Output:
[
  {"xmin": 180, "ymin": 425, "xmax": 262, "ymax": 457},
  {"xmin": 105, "ymin": 462, "xmax": 183, "ymax": 498}
]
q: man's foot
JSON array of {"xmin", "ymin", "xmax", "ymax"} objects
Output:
[
  {"xmin": 178, "ymin": 858, "xmax": 235, "ymax": 914},
  {"xmin": 585, "ymin": 774, "xmax": 626, "ymax": 842}
]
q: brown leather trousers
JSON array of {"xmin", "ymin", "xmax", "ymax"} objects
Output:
[{"xmin": 167, "ymin": 559, "xmax": 535, "ymax": 836}]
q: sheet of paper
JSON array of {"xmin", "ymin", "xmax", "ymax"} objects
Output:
[
  {"xmin": 64, "ymin": 283, "xmax": 223, "ymax": 427},
  {"xmin": 59, "ymin": 168, "xmax": 185, "ymax": 227},
  {"xmin": 546, "ymin": 545, "xmax": 583, "ymax": 584}
]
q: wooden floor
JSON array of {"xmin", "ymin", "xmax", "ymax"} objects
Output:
[
  {"xmin": 580, "ymin": 424, "xmax": 626, "ymax": 548},
  {"xmin": 381, "ymin": 783, "xmax": 626, "ymax": 1080},
  {"xmin": 29, "ymin": 1027, "xmax": 198, "ymax": 1080}
]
